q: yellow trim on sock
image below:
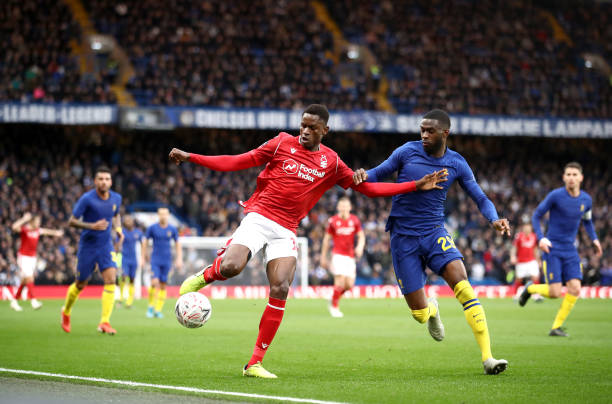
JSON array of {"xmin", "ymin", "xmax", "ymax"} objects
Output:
[
  {"xmin": 127, "ymin": 283, "xmax": 135, "ymax": 306},
  {"xmin": 454, "ymin": 280, "xmax": 492, "ymax": 362},
  {"xmin": 63, "ymin": 283, "xmax": 82, "ymax": 316},
  {"xmin": 148, "ymin": 286, "xmax": 156, "ymax": 307},
  {"xmin": 527, "ymin": 283, "xmax": 550, "ymax": 298},
  {"xmin": 552, "ymin": 293, "xmax": 578, "ymax": 329},
  {"xmin": 155, "ymin": 289, "xmax": 167, "ymax": 312},
  {"xmin": 101, "ymin": 284, "xmax": 116, "ymax": 323}
]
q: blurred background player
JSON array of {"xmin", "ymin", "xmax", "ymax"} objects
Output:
[
  {"xmin": 353, "ymin": 109, "xmax": 511, "ymax": 375},
  {"xmin": 112, "ymin": 222, "xmax": 125, "ymax": 305},
  {"xmin": 321, "ymin": 196, "xmax": 365, "ymax": 318},
  {"xmin": 142, "ymin": 207, "xmax": 182, "ymax": 318},
  {"xmin": 510, "ymin": 222, "xmax": 542, "ymax": 302},
  {"xmin": 62, "ymin": 166, "xmax": 122, "ymax": 335},
  {"xmin": 172, "ymin": 104, "xmax": 446, "ymax": 379},
  {"xmin": 521, "ymin": 162, "xmax": 603, "ymax": 337},
  {"xmin": 9, "ymin": 212, "xmax": 63, "ymax": 311},
  {"xmin": 120, "ymin": 215, "xmax": 144, "ymax": 308}
]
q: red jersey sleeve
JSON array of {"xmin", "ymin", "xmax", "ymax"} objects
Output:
[
  {"xmin": 334, "ymin": 158, "xmax": 355, "ymax": 189},
  {"xmin": 353, "ymin": 215, "xmax": 362, "ymax": 232}
]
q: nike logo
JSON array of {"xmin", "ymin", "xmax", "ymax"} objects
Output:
[
  {"xmin": 290, "ymin": 148, "xmax": 296, "ymax": 154},
  {"xmin": 472, "ymin": 314, "xmax": 480, "ymax": 318},
  {"xmin": 262, "ymin": 343, "xmax": 269, "ymax": 349}
]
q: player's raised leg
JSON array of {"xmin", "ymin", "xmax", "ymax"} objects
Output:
[
  {"xmin": 243, "ymin": 256, "xmax": 295, "ymax": 379},
  {"xmin": 98, "ymin": 265, "xmax": 117, "ymax": 335},
  {"xmin": 180, "ymin": 242, "xmax": 250, "ymax": 294},
  {"xmin": 403, "ymin": 289, "xmax": 444, "ymax": 341},
  {"xmin": 442, "ymin": 260, "xmax": 508, "ymax": 375}
]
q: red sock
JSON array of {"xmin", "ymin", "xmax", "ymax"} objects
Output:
[
  {"xmin": 331, "ymin": 286, "xmax": 345, "ymax": 308},
  {"xmin": 247, "ymin": 297, "xmax": 286, "ymax": 367},
  {"xmin": 26, "ymin": 282, "xmax": 35, "ymax": 299},
  {"xmin": 511, "ymin": 279, "xmax": 522, "ymax": 295},
  {"xmin": 203, "ymin": 256, "xmax": 226, "ymax": 283},
  {"xmin": 14, "ymin": 284, "xmax": 25, "ymax": 300}
]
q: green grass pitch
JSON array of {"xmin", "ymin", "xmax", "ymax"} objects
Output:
[{"xmin": 1, "ymin": 297, "xmax": 612, "ymax": 403}]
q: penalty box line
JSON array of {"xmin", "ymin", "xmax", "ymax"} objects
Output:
[{"xmin": 0, "ymin": 367, "xmax": 347, "ymax": 404}]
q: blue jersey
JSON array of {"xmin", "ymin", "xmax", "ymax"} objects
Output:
[
  {"xmin": 366, "ymin": 141, "xmax": 498, "ymax": 236},
  {"xmin": 122, "ymin": 228, "xmax": 144, "ymax": 265},
  {"xmin": 72, "ymin": 189, "xmax": 122, "ymax": 248},
  {"xmin": 145, "ymin": 223, "xmax": 178, "ymax": 265},
  {"xmin": 532, "ymin": 187, "xmax": 597, "ymax": 249}
]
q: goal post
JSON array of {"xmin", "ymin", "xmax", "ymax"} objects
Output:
[{"xmin": 176, "ymin": 237, "xmax": 309, "ymax": 288}]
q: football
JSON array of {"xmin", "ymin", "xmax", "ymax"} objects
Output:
[{"xmin": 175, "ymin": 292, "xmax": 212, "ymax": 328}]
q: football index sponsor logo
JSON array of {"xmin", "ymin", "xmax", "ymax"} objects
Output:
[{"xmin": 282, "ymin": 159, "xmax": 299, "ymax": 174}]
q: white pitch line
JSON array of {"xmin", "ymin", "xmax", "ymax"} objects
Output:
[{"xmin": 0, "ymin": 367, "xmax": 347, "ymax": 404}]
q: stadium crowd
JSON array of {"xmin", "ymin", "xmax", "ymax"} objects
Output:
[
  {"xmin": 2, "ymin": 0, "xmax": 610, "ymax": 118},
  {"xmin": 0, "ymin": 0, "xmax": 116, "ymax": 104},
  {"xmin": 325, "ymin": 0, "xmax": 612, "ymax": 117},
  {"xmin": 0, "ymin": 126, "xmax": 610, "ymax": 288}
]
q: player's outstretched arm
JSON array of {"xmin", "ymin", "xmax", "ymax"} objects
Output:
[
  {"xmin": 352, "ymin": 169, "xmax": 448, "ymax": 197},
  {"xmin": 11, "ymin": 212, "xmax": 32, "ymax": 232},
  {"xmin": 169, "ymin": 148, "xmax": 259, "ymax": 172},
  {"xmin": 40, "ymin": 228, "xmax": 64, "ymax": 237}
]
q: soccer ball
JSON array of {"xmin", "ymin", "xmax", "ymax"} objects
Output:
[{"xmin": 175, "ymin": 292, "xmax": 212, "ymax": 328}]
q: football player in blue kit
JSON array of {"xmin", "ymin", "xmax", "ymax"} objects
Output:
[{"xmin": 353, "ymin": 109, "xmax": 511, "ymax": 375}]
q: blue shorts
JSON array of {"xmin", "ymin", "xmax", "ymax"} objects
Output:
[
  {"xmin": 123, "ymin": 260, "xmax": 138, "ymax": 279},
  {"xmin": 542, "ymin": 248, "xmax": 582, "ymax": 284},
  {"xmin": 76, "ymin": 244, "xmax": 116, "ymax": 282},
  {"xmin": 151, "ymin": 262, "xmax": 171, "ymax": 283},
  {"xmin": 390, "ymin": 226, "xmax": 463, "ymax": 294}
]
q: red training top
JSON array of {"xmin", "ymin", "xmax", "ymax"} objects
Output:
[
  {"xmin": 326, "ymin": 214, "xmax": 362, "ymax": 257},
  {"xmin": 19, "ymin": 226, "xmax": 40, "ymax": 257},
  {"xmin": 514, "ymin": 232, "xmax": 537, "ymax": 263}
]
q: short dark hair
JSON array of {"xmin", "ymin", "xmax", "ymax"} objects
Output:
[
  {"xmin": 423, "ymin": 109, "xmax": 451, "ymax": 130},
  {"xmin": 303, "ymin": 104, "xmax": 330, "ymax": 124},
  {"xmin": 95, "ymin": 165, "xmax": 112, "ymax": 176},
  {"xmin": 564, "ymin": 162, "xmax": 583, "ymax": 173}
]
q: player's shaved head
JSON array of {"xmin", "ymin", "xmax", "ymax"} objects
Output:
[
  {"xmin": 303, "ymin": 104, "xmax": 329, "ymax": 124},
  {"xmin": 422, "ymin": 109, "xmax": 451, "ymax": 130}
]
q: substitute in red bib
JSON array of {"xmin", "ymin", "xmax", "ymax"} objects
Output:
[
  {"xmin": 10, "ymin": 212, "xmax": 63, "ymax": 311},
  {"xmin": 511, "ymin": 222, "xmax": 542, "ymax": 301},
  {"xmin": 321, "ymin": 197, "xmax": 365, "ymax": 318},
  {"xmin": 170, "ymin": 104, "xmax": 447, "ymax": 379}
]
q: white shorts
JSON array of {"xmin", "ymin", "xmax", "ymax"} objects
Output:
[
  {"xmin": 331, "ymin": 254, "xmax": 356, "ymax": 278},
  {"xmin": 516, "ymin": 260, "xmax": 539, "ymax": 279},
  {"xmin": 230, "ymin": 212, "xmax": 298, "ymax": 264},
  {"xmin": 17, "ymin": 254, "xmax": 37, "ymax": 278}
]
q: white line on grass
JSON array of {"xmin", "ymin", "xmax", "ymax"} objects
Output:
[{"xmin": 0, "ymin": 367, "xmax": 347, "ymax": 404}]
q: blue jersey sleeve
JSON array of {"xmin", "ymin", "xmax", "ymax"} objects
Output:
[
  {"xmin": 532, "ymin": 191, "xmax": 555, "ymax": 240},
  {"xmin": 457, "ymin": 159, "xmax": 499, "ymax": 223},
  {"xmin": 582, "ymin": 199, "xmax": 598, "ymax": 241},
  {"xmin": 366, "ymin": 147, "xmax": 402, "ymax": 183},
  {"xmin": 72, "ymin": 193, "xmax": 88, "ymax": 218},
  {"xmin": 145, "ymin": 225, "xmax": 153, "ymax": 239},
  {"xmin": 172, "ymin": 226, "xmax": 179, "ymax": 241}
]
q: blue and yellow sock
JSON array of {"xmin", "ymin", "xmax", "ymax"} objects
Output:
[
  {"xmin": 63, "ymin": 283, "xmax": 82, "ymax": 315},
  {"xmin": 148, "ymin": 286, "xmax": 157, "ymax": 308},
  {"xmin": 411, "ymin": 302, "xmax": 438, "ymax": 323},
  {"xmin": 101, "ymin": 284, "xmax": 116, "ymax": 323},
  {"xmin": 454, "ymin": 280, "xmax": 492, "ymax": 362},
  {"xmin": 527, "ymin": 283, "xmax": 550, "ymax": 298},
  {"xmin": 552, "ymin": 293, "xmax": 578, "ymax": 329},
  {"xmin": 155, "ymin": 289, "xmax": 167, "ymax": 312}
]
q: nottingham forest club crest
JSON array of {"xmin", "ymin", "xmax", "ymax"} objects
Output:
[{"xmin": 320, "ymin": 155, "xmax": 328, "ymax": 168}]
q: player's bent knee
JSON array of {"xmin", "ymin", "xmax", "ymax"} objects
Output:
[{"xmin": 269, "ymin": 283, "xmax": 290, "ymax": 299}]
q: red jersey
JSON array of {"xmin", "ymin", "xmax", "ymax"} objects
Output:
[
  {"xmin": 326, "ymin": 214, "xmax": 362, "ymax": 257},
  {"xmin": 242, "ymin": 132, "xmax": 354, "ymax": 232},
  {"xmin": 19, "ymin": 226, "xmax": 40, "ymax": 256},
  {"xmin": 514, "ymin": 232, "xmax": 536, "ymax": 263}
]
